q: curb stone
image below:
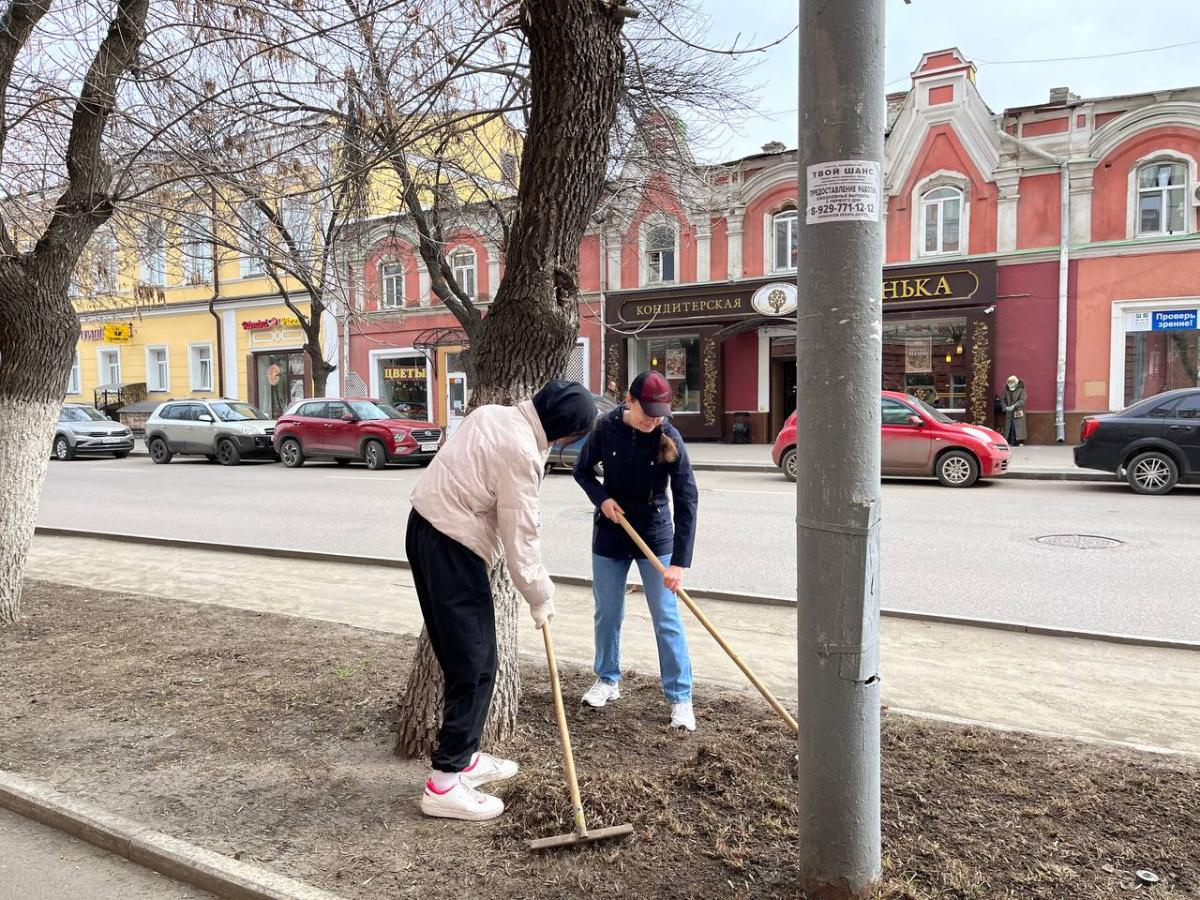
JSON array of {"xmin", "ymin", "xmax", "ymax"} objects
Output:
[
  {"xmin": 0, "ymin": 769, "xmax": 346, "ymax": 900},
  {"xmin": 31, "ymin": 527, "xmax": 1199, "ymax": 652}
]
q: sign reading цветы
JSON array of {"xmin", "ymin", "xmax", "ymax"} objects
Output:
[{"xmin": 806, "ymin": 160, "xmax": 881, "ymax": 225}]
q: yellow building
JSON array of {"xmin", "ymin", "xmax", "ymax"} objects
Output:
[{"xmin": 66, "ymin": 113, "xmax": 520, "ymax": 418}]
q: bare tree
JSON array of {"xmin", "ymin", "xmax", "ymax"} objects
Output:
[
  {"xmin": 0, "ymin": 0, "xmax": 377, "ymax": 623},
  {"xmin": 0, "ymin": 0, "xmax": 153, "ymax": 623},
  {"xmin": 320, "ymin": 0, "xmax": 763, "ymax": 755}
]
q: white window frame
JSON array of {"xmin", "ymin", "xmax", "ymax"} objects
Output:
[
  {"xmin": 1129, "ymin": 151, "xmax": 1197, "ymax": 240},
  {"xmin": 643, "ymin": 223, "xmax": 678, "ymax": 286},
  {"xmin": 449, "ymin": 247, "xmax": 477, "ymax": 299},
  {"xmin": 920, "ymin": 187, "xmax": 964, "ymax": 256},
  {"xmin": 96, "ymin": 347, "xmax": 121, "ymax": 386},
  {"xmin": 910, "ymin": 171, "xmax": 971, "ymax": 260},
  {"xmin": 145, "ymin": 345, "xmax": 170, "ymax": 393},
  {"xmin": 282, "ymin": 198, "xmax": 312, "ymax": 256},
  {"xmin": 189, "ymin": 342, "xmax": 214, "ymax": 392},
  {"xmin": 140, "ymin": 219, "xmax": 166, "ymax": 285},
  {"xmin": 96, "ymin": 230, "xmax": 118, "ymax": 293},
  {"xmin": 66, "ymin": 351, "xmax": 81, "ymax": 396},
  {"xmin": 240, "ymin": 202, "xmax": 268, "ymax": 278},
  {"xmin": 771, "ymin": 209, "xmax": 798, "ymax": 272},
  {"xmin": 367, "ymin": 346, "xmax": 435, "ymax": 413},
  {"xmin": 182, "ymin": 211, "xmax": 213, "ymax": 285},
  {"xmin": 381, "ymin": 261, "xmax": 405, "ymax": 309}
]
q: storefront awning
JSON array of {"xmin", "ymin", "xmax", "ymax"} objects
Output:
[{"xmin": 712, "ymin": 317, "xmax": 784, "ymax": 342}]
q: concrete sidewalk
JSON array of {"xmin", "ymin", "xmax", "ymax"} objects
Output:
[{"xmin": 25, "ymin": 534, "xmax": 1200, "ymax": 756}]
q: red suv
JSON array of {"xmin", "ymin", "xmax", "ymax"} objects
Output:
[
  {"xmin": 771, "ymin": 390, "xmax": 1011, "ymax": 487},
  {"xmin": 273, "ymin": 398, "xmax": 442, "ymax": 470}
]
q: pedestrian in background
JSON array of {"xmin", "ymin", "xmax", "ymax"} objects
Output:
[
  {"xmin": 573, "ymin": 370, "xmax": 700, "ymax": 732},
  {"xmin": 407, "ymin": 380, "xmax": 596, "ymax": 822},
  {"xmin": 1002, "ymin": 375, "xmax": 1028, "ymax": 446},
  {"xmin": 604, "ymin": 378, "xmax": 621, "ymax": 403}
]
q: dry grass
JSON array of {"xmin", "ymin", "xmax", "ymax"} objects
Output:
[{"xmin": 1, "ymin": 581, "xmax": 1197, "ymax": 900}]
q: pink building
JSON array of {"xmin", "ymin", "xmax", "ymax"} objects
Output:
[{"xmin": 340, "ymin": 49, "xmax": 1200, "ymax": 444}]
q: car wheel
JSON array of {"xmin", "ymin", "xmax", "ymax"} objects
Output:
[
  {"xmin": 334, "ymin": 457, "xmax": 351, "ymax": 466},
  {"xmin": 53, "ymin": 436, "xmax": 75, "ymax": 461},
  {"xmin": 364, "ymin": 440, "xmax": 388, "ymax": 471},
  {"xmin": 781, "ymin": 448, "xmax": 797, "ymax": 483},
  {"xmin": 1126, "ymin": 451, "xmax": 1178, "ymax": 495},
  {"xmin": 148, "ymin": 437, "xmax": 173, "ymax": 464},
  {"xmin": 279, "ymin": 438, "xmax": 305, "ymax": 468},
  {"xmin": 936, "ymin": 450, "xmax": 979, "ymax": 487},
  {"xmin": 216, "ymin": 438, "xmax": 242, "ymax": 466},
  {"xmin": 112, "ymin": 450, "xmax": 130, "ymax": 459}
]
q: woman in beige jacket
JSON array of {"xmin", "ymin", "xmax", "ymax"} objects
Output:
[{"xmin": 407, "ymin": 380, "xmax": 596, "ymax": 822}]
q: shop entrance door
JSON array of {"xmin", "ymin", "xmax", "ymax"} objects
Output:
[
  {"xmin": 770, "ymin": 359, "xmax": 797, "ymax": 437},
  {"xmin": 445, "ymin": 351, "xmax": 470, "ymax": 436},
  {"xmin": 255, "ymin": 351, "xmax": 307, "ymax": 418}
]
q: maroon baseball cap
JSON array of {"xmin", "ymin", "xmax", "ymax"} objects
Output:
[{"xmin": 629, "ymin": 370, "xmax": 673, "ymax": 418}]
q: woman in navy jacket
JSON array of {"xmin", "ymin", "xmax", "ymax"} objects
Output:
[{"xmin": 573, "ymin": 371, "xmax": 700, "ymax": 731}]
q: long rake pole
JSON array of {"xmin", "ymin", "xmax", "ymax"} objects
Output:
[{"xmin": 615, "ymin": 513, "xmax": 799, "ymax": 733}]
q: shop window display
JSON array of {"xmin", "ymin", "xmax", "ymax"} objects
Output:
[
  {"xmin": 882, "ymin": 317, "xmax": 969, "ymax": 412},
  {"xmin": 1124, "ymin": 330, "xmax": 1200, "ymax": 405},
  {"xmin": 379, "ymin": 356, "xmax": 430, "ymax": 419},
  {"xmin": 630, "ymin": 335, "xmax": 701, "ymax": 413}
]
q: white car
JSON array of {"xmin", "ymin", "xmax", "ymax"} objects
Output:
[{"xmin": 144, "ymin": 399, "xmax": 277, "ymax": 466}]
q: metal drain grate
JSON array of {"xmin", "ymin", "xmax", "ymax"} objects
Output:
[{"xmin": 1034, "ymin": 534, "xmax": 1123, "ymax": 550}]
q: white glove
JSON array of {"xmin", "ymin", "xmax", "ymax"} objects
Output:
[{"xmin": 530, "ymin": 597, "xmax": 555, "ymax": 630}]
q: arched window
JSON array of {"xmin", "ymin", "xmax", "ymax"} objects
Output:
[
  {"xmin": 921, "ymin": 186, "xmax": 963, "ymax": 255},
  {"xmin": 645, "ymin": 224, "xmax": 676, "ymax": 284},
  {"xmin": 1137, "ymin": 161, "xmax": 1187, "ymax": 236},
  {"xmin": 772, "ymin": 209, "xmax": 798, "ymax": 271},
  {"xmin": 450, "ymin": 248, "xmax": 477, "ymax": 299},
  {"xmin": 380, "ymin": 261, "xmax": 404, "ymax": 309}
]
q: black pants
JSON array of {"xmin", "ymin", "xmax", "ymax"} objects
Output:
[{"xmin": 406, "ymin": 509, "xmax": 496, "ymax": 773}]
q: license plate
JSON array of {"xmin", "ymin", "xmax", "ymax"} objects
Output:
[
  {"xmin": 103, "ymin": 437, "xmax": 123, "ymax": 443},
  {"xmin": 420, "ymin": 442, "xmax": 439, "ymax": 452}
]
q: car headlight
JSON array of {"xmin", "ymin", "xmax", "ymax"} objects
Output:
[
  {"xmin": 393, "ymin": 430, "xmax": 409, "ymax": 445},
  {"xmin": 238, "ymin": 425, "xmax": 257, "ymax": 436}
]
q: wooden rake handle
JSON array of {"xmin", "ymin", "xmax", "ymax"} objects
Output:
[
  {"xmin": 614, "ymin": 512, "xmax": 800, "ymax": 734},
  {"xmin": 541, "ymin": 623, "xmax": 589, "ymax": 836}
]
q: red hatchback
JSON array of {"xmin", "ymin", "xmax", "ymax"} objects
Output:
[
  {"xmin": 273, "ymin": 398, "xmax": 443, "ymax": 470},
  {"xmin": 772, "ymin": 391, "xmax": 1011, "ymax": 487}
]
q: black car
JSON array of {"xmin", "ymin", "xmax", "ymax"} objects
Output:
[{"xmin": 1074, "ymin": 388, "xmax": 1200, "ymax": 494}]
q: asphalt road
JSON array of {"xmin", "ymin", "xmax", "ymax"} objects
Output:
[
  {"xmin": 0, "ymin": 808, "xmax": 213, "ymax": 900},
  {"xmin": 35, "ymin": 454, "xmax": 1200, "ymax": 642}
]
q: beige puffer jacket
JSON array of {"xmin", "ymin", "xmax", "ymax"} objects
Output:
[{"xmin": 409, "ymin": 401, "xmax": 553, "ymax": 618}]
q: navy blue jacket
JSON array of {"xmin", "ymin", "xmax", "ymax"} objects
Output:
[{"xmin": 573, "ymin": 405, "xmax": 699, "ymax": 568}]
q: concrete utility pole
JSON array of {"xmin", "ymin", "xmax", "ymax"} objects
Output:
[{"xmin": 795, "ymin": 1, "xmax": 884, "ymax": 897}]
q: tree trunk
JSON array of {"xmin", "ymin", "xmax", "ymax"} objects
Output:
[
  {"xmin": 0, "ymin": 280, "xmax": 80, "ymax": 624},
  {"xmin": 392, "ymin": 0, "xmax": 625, "ymax": 759}
]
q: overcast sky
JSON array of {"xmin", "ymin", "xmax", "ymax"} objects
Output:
[{"xmin": 694, "ymin": 0, "xmax": 1200, "ymax": 162}]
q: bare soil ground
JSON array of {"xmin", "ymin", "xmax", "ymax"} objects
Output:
[{"xmin": 1, "ymin": 581, "xmax": 1197, "ymax": 899}]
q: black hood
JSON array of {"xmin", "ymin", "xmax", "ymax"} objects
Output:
[{"xmin": 533, "ymin": 380, "xmax": 596, "ymax": 442}]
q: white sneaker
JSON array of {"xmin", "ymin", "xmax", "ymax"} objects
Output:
[
  {"xmin": 581, "ymin": 679, "xmax": 621, "ymax": 708},
  {"xmin": 420, "ymin": 779, "xmax": 504, "ymax": 821},
  {"xmin": 461, "ymin": 752, "xmax": 519, "ymax": 789},
  {"xmin": 670, "ymin": 701, "xmax": 696, "ymax": 732}
]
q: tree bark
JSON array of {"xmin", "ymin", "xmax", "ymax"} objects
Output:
[
  {"xmin": 0, "ymin": 279, "xmax": 80, "ymax": 624},
  {"xmin": 392, "ymin": 0, "xmax": 625, "ymax": 759}
]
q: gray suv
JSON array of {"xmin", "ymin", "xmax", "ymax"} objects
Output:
[
  {"xmin": 145, "ymin": 399, "xmax": 277, "ymax": 466},
  {"xmin": 53, "ymin": 403, "xmax": 135, "ymax": 460}
]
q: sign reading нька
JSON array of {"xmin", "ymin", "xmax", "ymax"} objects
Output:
[{"xmin": 883, "ymin": 269, "xmax": 980, "ymax": 304}]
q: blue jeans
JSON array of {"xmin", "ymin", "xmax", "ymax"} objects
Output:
[{"xmin": 591, "ymin": 553, "xmax": 693, "ymax": 703}]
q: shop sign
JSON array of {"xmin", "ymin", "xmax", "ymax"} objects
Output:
[
  {"xmin": 242, "ymin": 315, "xmax": 302, "ymax": 331},
  {"xmin": 882, "ymin": 269, "xmax": 980, "ymax": 304},
  {"xmin": 1128, "ymin": 310, "xmax": 1200, "ymax": 332},
  {"xmin": 103, "ymin": 323, "xmax": 132, "ymax": 343},
  {"xmin": 750, "ymin": 282, "xmax": 798, "ymax": 317},
  {"xmin": 81, "ymin": 327, "xmax": 104, "ymax": 342},
  {"xmin": 617, "ymin": 294, "xmax": 750, "ymax": 324},
  {"xmin": 383, "ymin": 365, "xmax": 426, "ymax": 381}
]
